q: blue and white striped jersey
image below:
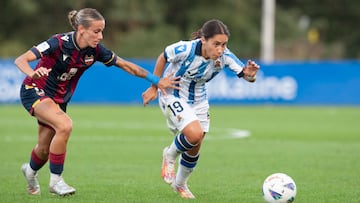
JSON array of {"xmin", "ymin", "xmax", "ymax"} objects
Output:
[{"xmin": 163, "ymin": 39, "xmax": 245, "ymax": 104}]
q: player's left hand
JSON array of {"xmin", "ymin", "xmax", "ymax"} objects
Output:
[
  {"xmin": 244, "ymin": 60, "xmax": 260, "ymax": 77},
  {"xmin": 157, "ymin": 76, "xmax": 181, "ymax": 94}
]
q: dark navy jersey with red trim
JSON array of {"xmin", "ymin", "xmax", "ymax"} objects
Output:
[{"xmin": 23, "ymin": 31, "xmax": 117, "ymax": 104}]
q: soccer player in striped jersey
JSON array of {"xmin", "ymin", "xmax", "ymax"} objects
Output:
[
  {"xmin": 142, "ymin": 19, "xmax": 259, "ymax": 199},
  {"xmin": 15, "ymin": 8, "xmax": 178, "ymax": 196}
]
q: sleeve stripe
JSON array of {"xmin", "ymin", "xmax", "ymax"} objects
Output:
[
  {"xmin": 30, "ymin": 46, "xmax": 43, "ymax": 59},
  {"xmin": 103, "ymin": 52, "xmax": 116, "ymax": 65}
]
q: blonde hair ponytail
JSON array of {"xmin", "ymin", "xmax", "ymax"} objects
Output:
[{"xmin": 68, "ymin": 10, "xmax": 78, "ymax": 30}]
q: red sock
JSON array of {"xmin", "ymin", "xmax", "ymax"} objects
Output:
[
  {"xmin": 29, "ymin": 149, "xmax": 48, "ymax": 171},
  {"xmin": 49, "ymin": 152, "xmax": 66, "ymax": 175}
]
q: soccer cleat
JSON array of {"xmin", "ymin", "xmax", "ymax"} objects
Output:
[
  {"xmin": 171, "ymin": 182, "xmax": 195, "ymax": 199},
  {"xmin": 21, "ymin": 163, "xmax": 41, "ymax": 195},
  {"xmin": 49, "ymin": 178, "xmax": 76, "ymax": 196},
  {"xmin": 161, "ymin": 146, "xmax": 176, "ymax": 184}
]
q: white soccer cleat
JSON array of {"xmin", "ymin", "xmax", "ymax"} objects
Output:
[
  {"xmin": 21, "ymin": 163, "xmax": 41, "ymax": 195},
  {"xmin": 161, "ymin": 146, "xmax": 176, "ymax": 184},
  {"xmin": 49, "ymin": 178, "xmax": 76, "ymax": 196},
  {"xmin": 171, "ymin": 182, "xmax": 195, "ymax": 199}
]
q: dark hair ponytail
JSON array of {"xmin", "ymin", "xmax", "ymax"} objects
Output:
[
  {"xmin": 191, "ymin": 19, "xmax": 230, "ymax": 40},
  {"xmin": 190, "ymin": 29, "xmax": 202, "ymax": 40}
]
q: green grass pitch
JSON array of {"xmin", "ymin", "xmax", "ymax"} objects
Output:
[{"xmin": 1, "ymin": 105, "xmax": 359, "ymax": 203}]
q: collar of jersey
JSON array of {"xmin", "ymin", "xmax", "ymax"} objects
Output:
[
  {"xmin": 71, "ymin": 31, "xmax": 81, "ymax": 51},
  {"xmin": 195, "ymin": 40, "xmax": 202, "ymax": 56}
]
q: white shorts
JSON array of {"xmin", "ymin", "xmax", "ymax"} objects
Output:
[{"xmin": 158, "ymin": 95, "xmax": 210, "ymax": 134}]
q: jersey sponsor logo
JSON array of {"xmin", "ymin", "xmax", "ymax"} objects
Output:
[
  {"xmin": 36, "ymin": 41, "xmax": 50, "ymax": 52},
  {"xmin": 84, "ymin": 55, "xmax": 94, "ymax": 66},
  {"xmin": 174, "ymin": 44, "xmax": 187, "ymax": 54},
  {"xmin": 61, "ymin": 35, "xmax": 69, "ymax": 42},
  {"xmin": 57, "ymin": 68, "xmax": 78, "ymax": 81},
  {"xmin": 187, "ymin": 69, "xmax": 198, "ymax": 76},
  {"xmin": 184, "ymin": 76, "xmax": 207, "ymax": 83}
]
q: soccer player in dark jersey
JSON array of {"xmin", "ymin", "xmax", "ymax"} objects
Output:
[{"xmin": 14, "ymin": 8, "xmax": 179, "ymax": 196}]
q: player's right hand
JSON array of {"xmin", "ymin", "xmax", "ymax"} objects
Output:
[{"xmin": 31, "ymin": 67, "xmax": 52, "ymax": 79}]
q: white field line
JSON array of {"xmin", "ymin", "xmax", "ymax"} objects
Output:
[{"xmin": 2, "ymin": 121, "xmax": 250, "ymax": 142}]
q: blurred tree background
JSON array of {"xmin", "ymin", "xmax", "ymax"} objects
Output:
[{"xmin": 0, "ymin": 0, "xmax": 359, "ymax": 60}]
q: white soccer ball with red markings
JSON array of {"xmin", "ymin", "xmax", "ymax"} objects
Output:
[{"xmin": 262, "ymin": 173, "xmax": 297, "ymax": 203}]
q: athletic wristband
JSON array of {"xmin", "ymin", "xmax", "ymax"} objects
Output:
[
  {"xmin": 145, "ymin": 73, "xmax": 160, "ymax": 86},
  {"xmin": 237, "ymin": 70, "xmax": 245, "ymax": 78}
]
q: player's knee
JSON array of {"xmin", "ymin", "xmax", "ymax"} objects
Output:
[
  {"xmin": 189, "ymin": 131, "xmax": 203, "ymax": 144},
  {"xmin": 56, "ymin": 119, "xmax": 73, "ymax": 137},
  {"xmin": 182, "ymin": 121, "xmax": 204, "ymax": 144}
]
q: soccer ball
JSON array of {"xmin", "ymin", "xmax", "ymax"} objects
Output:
[{"xmin": 262, "ymin": 173, "xmax": 297, "ymax": 203}]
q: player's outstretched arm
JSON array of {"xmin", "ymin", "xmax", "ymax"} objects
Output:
[
  {"xmin": 242, "ymin": 60, "xmax": 260, "ymax": 82},
  {"xmin": 114, "ymin": 56, "xmax": 179, "ymax": 91}
]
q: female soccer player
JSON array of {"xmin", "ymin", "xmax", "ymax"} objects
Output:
[
  {"xmin": 15, "ymin": 8, "xmax": 178, "ymax": 196},
  {"xmin": 142, "ymin": 19, "xmax": 259, "ymax": 199}
]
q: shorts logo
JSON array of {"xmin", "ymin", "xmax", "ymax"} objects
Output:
[
  {"xmin": 177, "ymin": 115, "xmax": 183, "ymax": 122},
  {"xmin": 35, "ymin": 88, "xmax": 45, "ymax": 96},
  {"xmin": 31, "ymin": 83, "xmax": 45, "ymax": 96}
]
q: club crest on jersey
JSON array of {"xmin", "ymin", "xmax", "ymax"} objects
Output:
[
  {"xmin": 214, "ymin": 60, "xmax": 222, "ymax": 71},
  {"xmin": 215, "ymin": 60, "xmax": 221, "ymax": 67},
  {"xmin": 84, "ymin": 55, "xmax": 94, "ymax": 66}
]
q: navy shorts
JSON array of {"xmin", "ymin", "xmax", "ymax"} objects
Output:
[{"xmin": 20, "ymin": 84, "xmax": 67, "ymax": 116}]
